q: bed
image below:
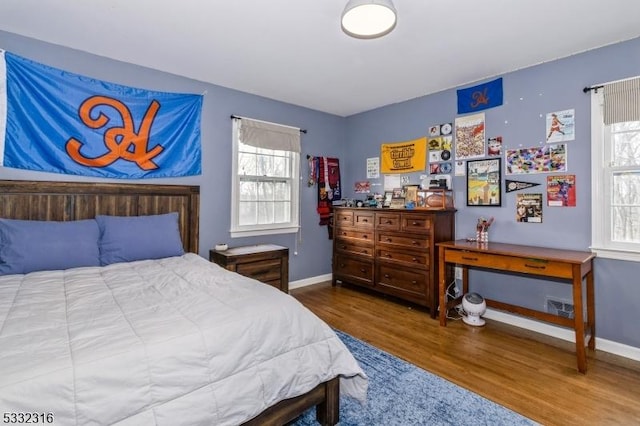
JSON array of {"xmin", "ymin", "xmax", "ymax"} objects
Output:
[{"xmin": 0, "ymin": 180, "xmax": 367, "ymax": 426}]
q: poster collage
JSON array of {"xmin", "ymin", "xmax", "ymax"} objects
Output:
[{"xmin": 358, "ymin": 79, "xmax": 578, "ymax": 223}]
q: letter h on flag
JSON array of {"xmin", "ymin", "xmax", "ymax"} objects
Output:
[
  {"xmin": 457, "ymin": 77, "xmax": 503, "ymax": 114},
  {"xmin": 0, "ymin": 50, "xmax": 203, "ymax": 179}
]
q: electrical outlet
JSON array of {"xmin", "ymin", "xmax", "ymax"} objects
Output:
[{"xmin": 455, "ymin": 266, "xmax": 463, "ymax": 280}]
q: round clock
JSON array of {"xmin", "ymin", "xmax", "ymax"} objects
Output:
[
  {"xmin": 441, "ymin": 123, "xmax": 452, "ymax": 135},
  {"xmin": 440, "ymin": 162, "xmax": 452, "ymax": 174}
]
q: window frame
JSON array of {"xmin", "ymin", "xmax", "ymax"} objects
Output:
[
  {"xmin": 230, "ymin": 119, "xmax": 300, "ymax": 238},
  {"xmin": 590, "ymin": 90, "xmax": 640, "ymax": 262}
]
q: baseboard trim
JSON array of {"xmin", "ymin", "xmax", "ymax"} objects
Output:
[
  {"xmin": 289, "ymin": 275, "xmax": 640, "ymax": 362},
  {"xmin": 484, "ymin": 308, "xmax": 640, "ymax": 362},
  {"xmin": 289, "ymin": 273, "xmax": 332, "ymax": 290}
]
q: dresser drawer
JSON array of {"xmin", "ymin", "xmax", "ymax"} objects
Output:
[
  {"xmin": 401, "ymin": 213, "xmax": 432, "ymax": 233},
  {"xmin": 444, "ymin": 249, "xmax": 574, "ymax": 279},
  {"xmin": 376, "ymin": 264, "xmax": 427, "ymax": 296},
  {"xmin": 377, "ymin": 232, "xmax": 429, "ymax": 250},
  {"xmin": 334, "ymin": 255, "xmax": 374, "ymax": 286},
  {"xmin": 336, "ymin": 228, "xmax": 374, "ymax": 242},
  {"xmin": 377, "ymin": 248, "xmax": 429, "ymax": 267},
  {"xmin": 354, "ymin": 211, "xmax": 374, "ymax": 228},
  {"xmin": 335, "ymin": 238, "xmax": 374, "ymax": 257},
  {"xmin": 375, "ymin": 212, "xmax": 401, "ymax": 231},
  {"xmin": 335, "ymin": 210, "xmax": 354, "ymax": 227}
]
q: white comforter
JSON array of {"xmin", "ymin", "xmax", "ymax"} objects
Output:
[{"xmin": 0, "ymin": 253, "xmax": 367, "ymax": 425}]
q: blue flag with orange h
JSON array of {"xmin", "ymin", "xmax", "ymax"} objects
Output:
[
  {"xmin": 0, "ymin": 50, "xmax": 202, "ymax": 178},
  {"xmin": 457, "ymin": 77, "xmax": 503, "ymax": 114}
]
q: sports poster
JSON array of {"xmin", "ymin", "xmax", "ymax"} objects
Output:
[
  {"xmin": 454, "ymin": 113, "xmax": 485, "ymax": 160},
  {"xmin": 505, "ymin": 144, "xmax": 567, "ymax": 174},
  {"xmin": 547, "ymin": 174, "xmax": 576, "ymax": 206},
  {"xmin": 546, "ymin": 109, "xmax": 575, "ymax": 143},
  {"xmin": 516, "ymin": 193, "xmax": 543, "ymax": 223}
]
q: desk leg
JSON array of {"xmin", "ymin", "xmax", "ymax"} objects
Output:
[
  {"xmin": 439, "ymin": 248, "xmax": 447, "ymax": 326},
  {"xmin": 586, "ymin": 267, "xmax": 596, "ymax": 351},
  {"xmin": 572, "ymin": 264, "xmax": 587, "ymax": 374}
]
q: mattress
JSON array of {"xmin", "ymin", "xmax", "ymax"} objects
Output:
[{"xmin": 0, "ymin": 253, "xmax": 367, "ymax": 425}]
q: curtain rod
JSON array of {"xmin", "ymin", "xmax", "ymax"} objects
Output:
[
  {"xmin": 230, "ymin": 114, "xmax": 307, "ymax": 134},
  {"xmin": 583, "ymin": 85, "xmax": 604, "ymax": 93}
]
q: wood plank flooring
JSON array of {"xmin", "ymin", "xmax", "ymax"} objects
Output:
[{"xmin": 291, "ymin": 282, "xmax": 640, "ymax": 426}]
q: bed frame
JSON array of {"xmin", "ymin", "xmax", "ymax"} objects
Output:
[{"xmin": 0, "ymin": 179, "xmax": 340, "ymax": 426}]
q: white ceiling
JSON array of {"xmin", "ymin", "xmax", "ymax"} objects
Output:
[{"xmin": 1, "ymin": 0, "xmax": 640, "ymax": 117}]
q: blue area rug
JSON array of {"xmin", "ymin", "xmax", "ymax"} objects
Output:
[{"xmin": 292, "ymin": 330, "xmax": 537, "ymax": 426}]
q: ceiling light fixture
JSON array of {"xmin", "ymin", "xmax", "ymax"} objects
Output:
[{"xmin": 341, "ymin": 0, "xmax": 397, "ymax": 39}]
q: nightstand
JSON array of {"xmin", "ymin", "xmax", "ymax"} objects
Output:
[{"xmin": 209, "ymin": 244, "xmax": 289, "ymax": 293}]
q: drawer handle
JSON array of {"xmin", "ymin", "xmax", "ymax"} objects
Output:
[
  {"xmin": 385, "ymin": 253, "xmax": 392, "ymax": 258},
  {"xmin": 361, "ymin": 249, "xmax": 369, "ymax": 254},
  {"xmin": 342, "ymin": 232, "xmax": 347, "ymax": 236},
  {"xmin": 411, "ymin": 280, "xmax": 417, "ymax": 284},
  {"xmin": 343, "ymin": 217, "xmax": 348, "ymax": 220},
  {"xmin": 412, "ymin": 221, "xmax": 418, "ymax": 225},
  {"xmin": 384, "ymin": 274, "xmax": 390, "ymax": 278},
  {"xmin": 462, "ymin": 256, "xmax": 478, "ymax": 261},
  {"xmin": 411, "ymin": 240, "xmax": 419, "ymax": 245},
  {"xmin": 525, "ymin": 263, "xmax": 546, "ymax": 270},
  {"xmin": 360, "ymin": 268, "xmax": 366, "ymax": 273},
  {"xmin": 386, "ymin": 238, "xmax": 392, "ymax": 242},
  {"xmin": 412, "ymin": 257, "xmax": 418, "ymax": 262},
  {"xmin": 362, "ymin": 218, "xmax": 368, "ymax": 222},
  {"xmin": 340, "ymin": 245, "xmax": 347, "ymax": 249},
  {"xmin": 362, "ymin": 235, "xmax": 368, "ymax": 239},
  {"xmin": 340, "ymin": 263, "xmax": 345, "ymax": 267},
  {"xmin": 385, "ymin": 220, "xmax": 392, "ymax": 224}
]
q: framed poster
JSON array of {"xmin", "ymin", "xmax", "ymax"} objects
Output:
[{"xmin": 466, "ymin": 158, "xmax": 502, "ymax": 206}]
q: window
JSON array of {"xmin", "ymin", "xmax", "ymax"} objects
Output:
[
  {"xmin": 230, "ymin": 117, "xmax": 300, "ymax": 237},
  {"xmin": 591, "ymin": 77, "xmax": 640, "ymax": 261}
]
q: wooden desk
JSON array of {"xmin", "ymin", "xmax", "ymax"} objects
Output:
[{"xmin": 437, "ymin": 240, "xmax": 596, "ymax": 373}]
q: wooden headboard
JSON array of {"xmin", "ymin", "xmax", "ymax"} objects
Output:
[{"xmin": 0, "ymin": 180, "xmax": 200, "ymax": 253}]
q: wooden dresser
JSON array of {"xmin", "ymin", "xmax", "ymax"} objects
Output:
[
  {"xmin": 209, "ymin": 244, "xmax": 289, "ymax": 293},
  {"xmin": 332, "ymin": 207, "xmax": 455, "ymax": 317}
]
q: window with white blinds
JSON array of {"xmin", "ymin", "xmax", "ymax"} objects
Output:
[
  {"xmin": 230, "ymin": 117, "xmax": 300, "ymax": 237},
  {"xmin": 591, "ymin": 76, "xmax": 640, "ymax": 261}
]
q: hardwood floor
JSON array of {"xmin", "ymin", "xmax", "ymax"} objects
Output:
[{"xmin": 291, "ymin": 282, "xmax": 640, "ymax": 426}]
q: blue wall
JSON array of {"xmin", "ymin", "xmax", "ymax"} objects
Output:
[
  {"xmin": 0, "ymin": 30, "xmax": 638, "ymax": 349},
  {"xmin": 342, "ymin": 37, "xmax": 640, "ymax": 349},
  {"xmin": 0, "ymin": 30, "xmax": 346, "ymax": 283}
]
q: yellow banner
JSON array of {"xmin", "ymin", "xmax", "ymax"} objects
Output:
[{"xmin": 380, "ymin": 137, "xmax": 427, "ymax": 173}]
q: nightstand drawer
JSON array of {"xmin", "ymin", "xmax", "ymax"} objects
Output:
[
  {"xmin": 209, "ymin": 244, "xmax": 289, "ymax": 293},
  {"xmin": 236, "ymin": 258, "xmax": 282, "ymax": 282}
]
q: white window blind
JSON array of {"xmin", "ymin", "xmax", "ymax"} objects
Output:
[
  {"xmin": 230, "ymin": 117, "xmax": 301, "ymax": 238},
  {"xmin": 591, "ymin": 76, "xmax": 640, "ymax": 261}
]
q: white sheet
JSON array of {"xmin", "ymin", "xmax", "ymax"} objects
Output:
[{"xmin": 0, "ymin": 253, "xmax": 367, "ymax": 425}]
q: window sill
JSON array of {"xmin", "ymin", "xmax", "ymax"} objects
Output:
[
  {"xmin": 590, "ymin": 246, "xmax": 640, "ymax": 263},
  {"xmin": 230, "ymin": 226, "xmax": 299, "ymax": 238}
]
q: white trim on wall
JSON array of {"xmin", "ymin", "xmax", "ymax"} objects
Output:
[{"xmin": 290, "ymin": 276, "xmax": 640, "ymax": 363}]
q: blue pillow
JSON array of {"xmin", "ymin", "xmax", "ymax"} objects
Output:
[
  {"xmin": 0, "ymin": 218, "xmax": 101, "ymax": 276},
  {"xmin": 96, "ymin": 213, "xmax": 185, "ymax": 265}
]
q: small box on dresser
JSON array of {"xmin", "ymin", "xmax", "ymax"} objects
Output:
[
  {"xmin": 209, "ymin": 244, "xmax": 289, "ymax": 293},
  {"xmin": 332, "ymin": 207, "xmax": 455, "ymax": 317}
]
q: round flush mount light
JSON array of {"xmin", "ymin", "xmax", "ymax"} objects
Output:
[{"xmin": 341, "ymin": 0, "xmax": 397, "ymax": 39}]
